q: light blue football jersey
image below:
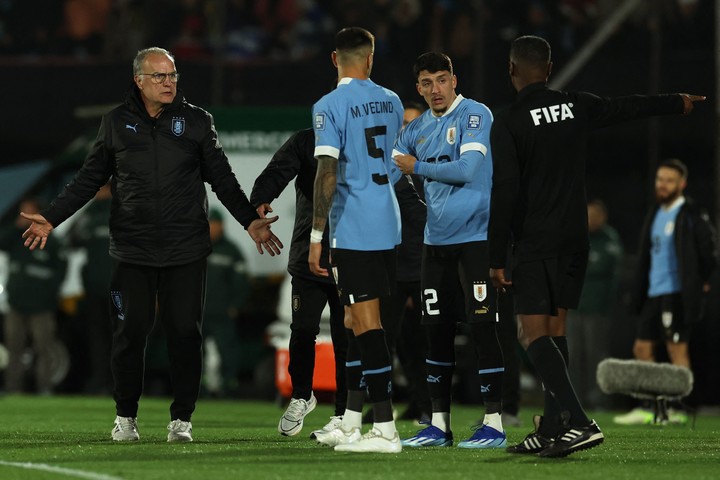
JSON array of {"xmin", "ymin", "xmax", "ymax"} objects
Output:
[
  {"xmin": 648, "ymin": 198, "xmax": 683, "ymax": 297},
  {"xmin": 313, "ymin": 77, "xmax": 404, "ymax": 250},
  {"xmin": 393, "ymin": 94, "xmax": 493, "ymax": 245}
]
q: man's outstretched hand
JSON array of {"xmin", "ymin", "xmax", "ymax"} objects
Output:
[
  {"xmin": 248, "ymin": 216, "xmax": 283, "ymax": 255},
  {"xmin": 21, "ymin": 212, "xmax": 53, "ymax": 250}
]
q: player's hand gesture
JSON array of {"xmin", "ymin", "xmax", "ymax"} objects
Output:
[
  {"xmin": 21, "ymin": 212, "xmax": 54, "ymax": 251},
  {"xmin": 308, "ymin": 242, "xmax": 328, "ymax": 277},
  {"xmin": 679, "ymin": 94, "xmax": 706, "ymax": 115},
  {"xmin": 248, "ymin": 216, "xmax": 283, "ymax": 256},
  {"xmin": 256, "ymin": 203, "xmax": 273, "ymax": 218},
  {"xmin": 489, "ymin": 268, "xmax": 512, "ymax": 292},
  {"xmin": 393, "ymin": 154, "xmax": 417, "ymax": 175}
]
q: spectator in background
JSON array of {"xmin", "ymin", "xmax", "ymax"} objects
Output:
[
  {"xmin": 1, "ymin": 198, "xmax": 67, "ymax": 395},
  {"xmin": 61, "ymin": 0, "xmax": 110, "ymax": 57},
  {"xmin": 203, "ymin": 208, "xmax": 250, "ymax": 397},
  {"xmin": 615, "ymin": 159, "xmax": 716, "ymax": 425},
  {"xmin": 224, "ymin": 0, "xmax": 267, "ymax": 59},
  {"xmin": 103, "ymin": 0, "xmax": 146, "ymax": 60},
  {"xmin": 255, "ymin": 0, "xmax": 300, "ymax": 59},
  {"xmin": 171, "ymin": 0, "xmax": 210, "ymax": 59},
  {"xmin": 0, "ymin": 0, "xmax": 63, "ymax": 55},
  {"xmin": 65, "ymin": 181, "xmax": 113, "ymax": 395},
  {"xmin": 284, "ymin": 0, "xmax": 335, "ymax": 61},
  {"xmin": 567, "ymin": 199, "xmax": 623, "ymax": 410}
]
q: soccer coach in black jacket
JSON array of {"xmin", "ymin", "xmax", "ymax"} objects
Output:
[
  {"xmin": 487, "ymin": 35, "xmax": 705, "ymax": 458},
  {"xmin": 20, "ymin": 47, "xmax": 283, "ymax": 443}
]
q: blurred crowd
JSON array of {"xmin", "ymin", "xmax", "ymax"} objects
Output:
[{"xmin": 0, "ymin": 0, "xmax": 711, "ymax": 62}]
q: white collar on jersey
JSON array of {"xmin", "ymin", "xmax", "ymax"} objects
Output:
[
  {"xmin": 431, "ymin": 94, "xmax": 464, "ymax": 118},
  {"xmin": 661, "ymin": 195, "xmax": 685, "ymax": 212},
  {"xmin": 338, "ymin": 77, "xmax": 353, "ymax": 85}
]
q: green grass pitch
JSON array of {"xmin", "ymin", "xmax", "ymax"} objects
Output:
[{"xmin": 0, "ymin": 395, "xmax": 718, "ymax": 479}]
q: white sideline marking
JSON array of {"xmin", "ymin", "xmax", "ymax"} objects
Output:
[{"xmin": 0, "ymin": 460, "xmax": 124, "ymax": 480}]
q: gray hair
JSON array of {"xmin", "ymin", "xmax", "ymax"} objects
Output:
[{"xmin": 133, "ymin": 47, "xmax": 174, "ymax": 75}]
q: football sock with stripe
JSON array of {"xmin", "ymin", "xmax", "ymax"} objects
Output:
[{"xmin": 355, "ymin": 328, "xmax": 394, "ymax": 423}]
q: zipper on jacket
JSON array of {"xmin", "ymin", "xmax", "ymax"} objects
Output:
[{"xmin": 152, "ymin": 120, "xmax": 163, "ymax": 265}]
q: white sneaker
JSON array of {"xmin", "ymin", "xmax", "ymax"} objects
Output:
[
  {"xmin": 613, "ymin": 408, "xmax": 654, "ymax": 425},
  {"xmin": 310, "ymin": 415, "xmax": 343, "ymax": 439},
  {"xmin": 335, "ymin": 428, "xmax": 402, "ymax": 453},
  {"xmin": 111, "ymin": 416, "xmax": 139, "ymax": 442},
  {"xmin": 278, "ymin": 395, "xmax": 317, "ymax": 436},
  {"xmin": 314, "ymin": 425, "xmax": 361, "ymax": 447},
  {"xmin": 167, "ymin": 419, "xmax": 193, "ymax": 442},
  {"xmin": 667, "ymin": 408, "xmax": 688, "ymax": 425}
]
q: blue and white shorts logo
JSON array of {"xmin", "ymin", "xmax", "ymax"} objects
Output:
[
  {"xmin": 172, "ymin": 117, "xmax": 185, "ymax": 136},
  {"xmin": 467, "ymin": 114, "xmax": 481, "ymax": 130},
  {"xmin": 314, "ymin": 113, "xmax": 326, "ymax": 131}
]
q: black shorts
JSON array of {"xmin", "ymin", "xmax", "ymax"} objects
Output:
[
  {"xmin": 637, "ymin": 293, "xmax": 689, "ymax": 343},
  {"xmin": 420, "ymin": 241, "xmax": 495, "ymax": 325},
  {"xmin": 331, "ymin": 248, "xmax": 396, "ymax": 306},
  {"xmin": 512, "ymin": 251, "xmax": 588, "ymax": 316}
]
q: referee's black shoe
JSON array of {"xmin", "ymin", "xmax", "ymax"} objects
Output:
[
  {"xmin": 506, "ymin": 415, "xmax": 553, "ymax": 454},
  {"xmin": 537, "ymin": 420, "xmax": 604, "ymax": 458}
]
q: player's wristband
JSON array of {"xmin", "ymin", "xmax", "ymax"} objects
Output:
[{"xmin": 310, "ymin": 228, "xmax": 324, "ymax": 244}]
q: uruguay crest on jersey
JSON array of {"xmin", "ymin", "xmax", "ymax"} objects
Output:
[
  {"xmin": 473, "ymin": 281, "xmax": 487, "ymax": 302},
  {"xmin": 446, "ymin": 126, "xmax": 456, "ymax": 145}
]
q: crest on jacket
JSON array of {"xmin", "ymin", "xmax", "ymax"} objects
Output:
[
  {"xmin": 172, "ymin": 117, "xmax": 185, "ymax": 136},
  {"xmin": 111, "ymin": 291, "xmax": 125, "ymax": 321}
]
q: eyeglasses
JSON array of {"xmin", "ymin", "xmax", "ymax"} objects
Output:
[{"xmin": 139, "ymin": 72, "xmax": 180, "ymax": 84}]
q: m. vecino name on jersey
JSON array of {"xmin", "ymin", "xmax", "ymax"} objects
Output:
[
  {"xmin": 349, "ymin": 101, "xmax": 394, "ymax": 118},
  {"xmin": 530, "ymin": 103, "xmax": 575, "ymax": 126}
]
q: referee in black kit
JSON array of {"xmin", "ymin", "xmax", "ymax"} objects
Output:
[{"xmin": 487, "ymin": 35, "xmax": 705, "ymax": 458}]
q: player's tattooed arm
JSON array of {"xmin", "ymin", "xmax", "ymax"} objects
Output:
[{"xmin": 312, "ymin": 155, "xmax": 338, "ymax": 231}]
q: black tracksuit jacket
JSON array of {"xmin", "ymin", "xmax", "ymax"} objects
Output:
[{"xmin": 42, "ymin": 86, "xmax": 259, "ymax": 267}]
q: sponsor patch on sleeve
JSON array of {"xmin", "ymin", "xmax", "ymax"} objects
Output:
[
  {"xmin": 314, "ymin": 113, "xmax": 326, "ymax": 131},
  {"xmin": 467, "ymin": 114, "xmax": 481, "ymax": 130}
]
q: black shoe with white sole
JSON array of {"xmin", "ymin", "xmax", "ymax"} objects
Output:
[
  {"xmin": 537, "ymin": 420, "xmax": 604, "ymax": 458},
  {"xmin": 506, "ymin": 415, "xmax": 553, "ymax": 454}
]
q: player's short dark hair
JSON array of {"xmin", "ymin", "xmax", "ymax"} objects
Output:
[
  {"xmin": 659, "ymin": 158, "xmax": 689, "ymax": 179},
  {"xmin": 510, "ymin": 35, "xmax": 551, "ymax": 67},
  {"xmin": 413, "ymin": 52, "xmax": 453, "ymax": 79},
  {"xmin": 403, "ymin": 100, "xmax": 426, "ymax": 112},
  {"xmin": 335, "ymin": 27, "xmax": 374, "ymax": 54}
]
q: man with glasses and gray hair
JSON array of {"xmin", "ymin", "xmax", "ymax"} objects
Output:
[{"xmin": 20, "ymin": 47, "xmax": 283, "ymax": 443}]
